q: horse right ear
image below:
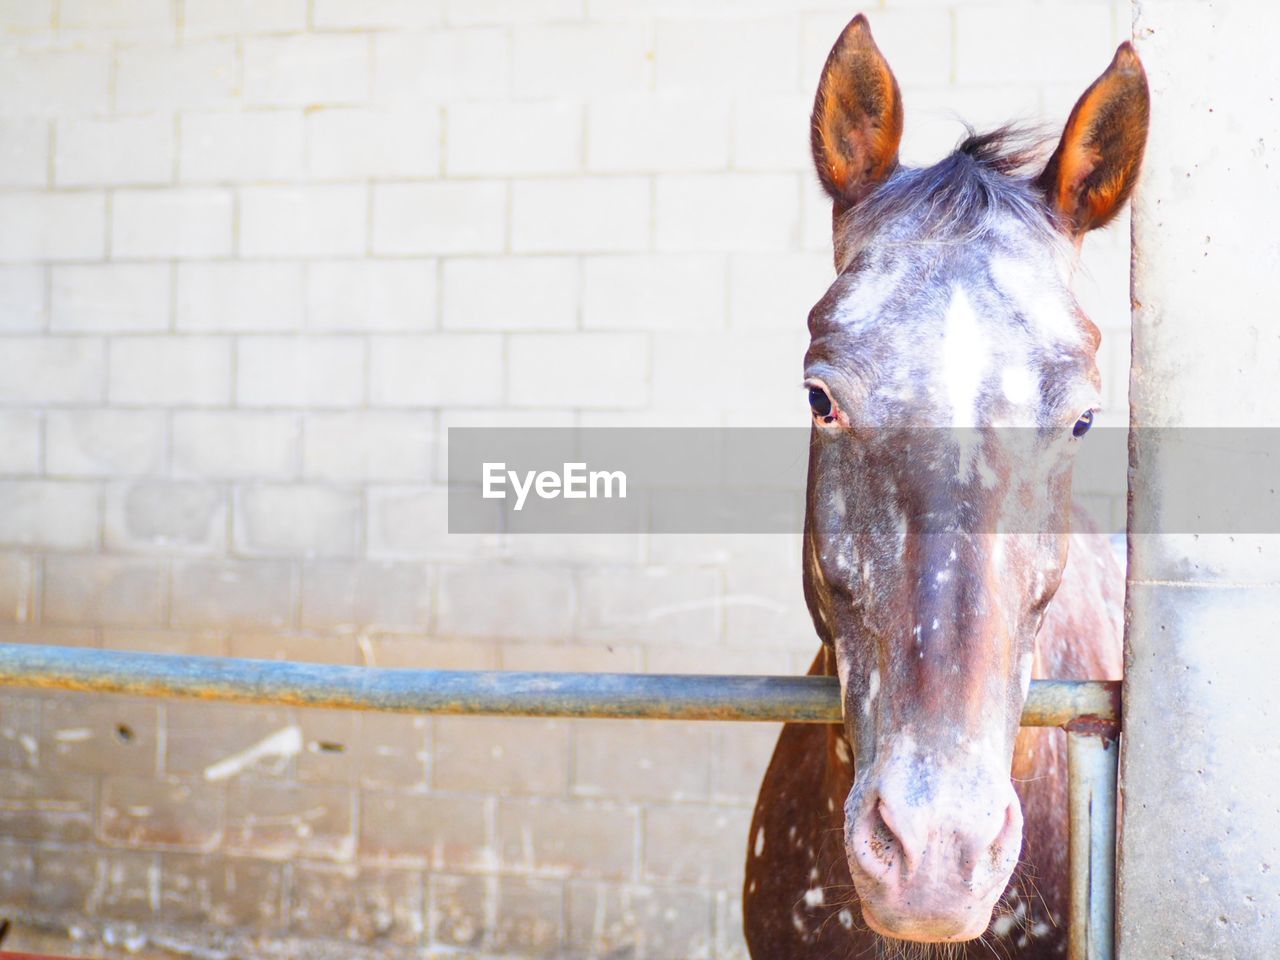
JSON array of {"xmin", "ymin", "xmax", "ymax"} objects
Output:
[
  {"xmin": 1036, "ymin": 42, "xmax": 1149, "ymax": 235},
  {"xmin": 810, "ymin": 14, "xmax": 903, "ymax": 210}
]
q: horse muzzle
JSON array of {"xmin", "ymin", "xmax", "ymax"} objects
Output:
[{"xmin": 843, "ymin": 763, "xmax": 1023, "ymax": 942}]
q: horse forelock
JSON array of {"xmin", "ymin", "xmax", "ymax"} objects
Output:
[{"xmin": 833, "ymin": 126, "xmax": 1067, "ymax": 274}]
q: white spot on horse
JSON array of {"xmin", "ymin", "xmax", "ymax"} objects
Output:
[
  {"xmin": 867, "ymin": 668, "xmax": 879, "ymax": 702},
  {"xmin": 931, "ymin": 618, "xmax": 939, "ymax": 631},
  {"xmin": 973, "ymin": 451, "xmax": 999, "ymax": 489},
  {"xmin": 992, "ymin": 915, "xmax": 1016, "ymax": 938},
  {"xmin": 754, "ymin": 826, "xmax": 765, "ymax": 857},
  {"xmin": 1032, "ymin": 921, "xmax": 1052, "ymax": 937},
  {"xmin": 838, "ymin": 909, "xmax": 854, "ymax": 929},
  {"xmin": 990, "ymin": 255, "xmax": 1080, "ymax": 343},
  {"xmin": 940, "ymin": 285, "xmax": 989, "ymax": 434},
  {"xmin": 809, "ymin": 540, "xmax": 829, "ymax": 590},
  {"xmin": 935, "ymin": 569, "xmax": 952, "ymax": 583},
  {"xmin": 835, "ymin": 265, "xmax": 905, "ymax": 327},
  {"xmin": 804, "ymin": 886, "xmax": 825, "ymax": 907},
  {"xmin": 748, "ymin": 879, "xmax": 757, "ymax": 894},
  {"xmin": 1001, "ymin": 365, "xmax": 1038, "ymax": 405},
  {"xmin": 831, "ymin": 488, "xmax": 846, "ymax": 518},
  {"xmin": 835, "ymin": 738, "xmax": 852, "ymax": 766},
  {"xmin": 1019, "ymin": 652, "xmax": 1034, "ymax": 697}
]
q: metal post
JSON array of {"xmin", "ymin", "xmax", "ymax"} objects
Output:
[{"xmin": 1067, "ymin": 729, "xmax": 1119, "ymax": 960}]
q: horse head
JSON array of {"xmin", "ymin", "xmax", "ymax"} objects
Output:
[{"xmin": 802, "ymin": 14, "xmax": 1147, "ymax": 942}]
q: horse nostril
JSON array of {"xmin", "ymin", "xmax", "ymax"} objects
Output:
[
  {"xmin": 866, "ymin": 801, "xmax": 899, "ymax": 866},
  {"xmin": 989, "ymin": 799, "xmax": 1022, "ymax": 865},
  {"xmin": 864, "ymin": 796, "xmax": 930, "ymax": 877},
  {"xmin": 970, "ymin": 799, "xmax": 1023, "ymax": 880}
]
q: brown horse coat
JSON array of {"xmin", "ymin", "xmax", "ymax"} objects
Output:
[{"xmin": 744, "ymin": 530, "xmax": 1122, "ymax": 958}]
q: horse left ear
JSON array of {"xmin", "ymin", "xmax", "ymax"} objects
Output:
[
  {"xmin": 1036, "ymin": 42, "xmax": 1150, "ymax": 235},
  {"xmin": 810, "ymin": 14, "xmax": 903, "ymax": 210}
]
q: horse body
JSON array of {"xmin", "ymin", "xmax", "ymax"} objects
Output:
[
  {"xmin": 745, "ymin": 527, "xmax": 1121, "ymax": 958},
  {"xmin": 743, "ymin": 14, "xmax": 1147, "ymax": 957}
]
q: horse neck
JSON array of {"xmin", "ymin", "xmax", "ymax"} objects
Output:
[{"xmin": 1033, "ymin": 529, "xmax": 1124, "ymax": 682}]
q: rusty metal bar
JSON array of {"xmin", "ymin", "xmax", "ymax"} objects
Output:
[
  {"xmin": 0, "ymin": 643, "xmax": 1117, "ymax": 727},
  {"xmin": 1066, "ymin": 729, "xmax": 1119, "ymax": 960}
]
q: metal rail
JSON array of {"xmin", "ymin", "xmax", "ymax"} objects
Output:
[
  {"xmin": 0, "ymin": 643, "xmax": 1116, "ymax": 726},
  {"xmin": 0, "ymin": 643, "xmax": 1119, "ymax": 960}
]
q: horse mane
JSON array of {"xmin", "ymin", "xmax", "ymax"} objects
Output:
[{"xmin": 835, "ymin": 125, "xmax": 1065, "ymax": 266}]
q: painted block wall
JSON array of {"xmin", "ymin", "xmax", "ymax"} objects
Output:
[{"xmin": 0, "ymin": 1, "xmax": 1129, "ymax": 955}]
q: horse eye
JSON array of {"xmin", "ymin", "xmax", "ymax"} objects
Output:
[
  {"xmin": 809, "ymin": 386, "xmax": 833, "ymax": 420},
  {"xmin": 1072, "ymin": 410, "xmax": 1095, "ymax": 438}
]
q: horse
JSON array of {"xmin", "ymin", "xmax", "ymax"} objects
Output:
[{"xmin": 743, "ymin": 16, "xmax": 1148, "ymax": 958}]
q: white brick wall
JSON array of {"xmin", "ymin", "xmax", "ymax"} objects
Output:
[
  {"xmin": 368, "ymin": 334, "xmax": 503, "ymax": 406},
  {"xmin": 236, "ymin": 335, "xmax": 364, "ymax": 407},
  {"xmin": 54, "ymin": 117, "xmax": 175, "ymax": 187},
  {"xmin": 111, "ymin": 189, "xmax": 233, "ymax": 259},
  {"xmin": 305, "ymin": 259, "xmax": 436, "ymax": 331},
  {"xmin": 51, "ymin": 264, "xmax": 170, "ymax": 332},
  {"xmin": 302, "ymin": 411, "xmax": 433, "ymax": 482},
  {"xmin": 242, "ymin": 35, "xmax": 371, "ymax": 106},
  {"xmin": 176, "ymin": 262, "xmax": 305, "ymax": 332},
  {"xmin": 373, "ymin": 181, "xmax": 506, "ymax": 254},
  {"xmin": 0, "ymin": 411, "xmax": 40, "ymax": 475},
  {"xmin": 115, "ymin": 42, "xmax": 238, "ymax": 112},
  {"xmin": 374, "ymin": 30, "xmax": 510, "ymax": 102},
  {"xmin": 239, "ymin": 185, "xmax": 367, "ymax": 257},
  {"xmin": 45, "ymin": 409, "xmax": 167, "ymax": 477},
  {"xmin": 0, "ymin": 118, "xmax": 48, "ymax": 187},
  {"xmin": 582, "ymin": 255, "xmax": 724, "ymax": 330},
  {"xmin": 447, "ymin": 101, "xmax": 581, "ymax": 177},
  {"xmin": 307, "ymin": 107, "xmax": 441, "ymax": 180},
  {"xmin": 588, "ymin": 96, "xmax": 730, "ymax": 172},
  {"xmin": 0, "ymin": 1, "xmax": 1133, "ymax": 956},
  {"xmin": 0, "ymin": 193, "xmax": 106, "ymax": 261},
  {"xmin": 0, "ymin": 49, "xmax": 111, "ymax": 114},
  {"xmin": 655, "ymin": 174, "xmax": 798, "ymax": 252},
  {"xmin": 108, "ymin": 336, "xmax": 231, "ymax": 406},
  {"xmin": 1, "ymin": 338, "xmax": 105, "ymax": 404},
  {"xmin": 171, "ymin": 411, "xmax": 300, "ymax": 479},
  {"xmin": 442, "ymin": 257, "xmax": 577, "ymax": 330},
  {"xmin": 179, "ymin": 111, "xmax": 305, "ymax": 182},
  {"xmin": 0, "ymin": 265, "xmax": 45, "ymax": 330},
  {"xmin": 510, "ymin": 177, "xmax": 650, "ymax": 252}
]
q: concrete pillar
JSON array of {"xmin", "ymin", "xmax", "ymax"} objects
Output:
[{"xmin": 1121, "ymin": 1, "xmax": 1280, "ymax": 955}]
